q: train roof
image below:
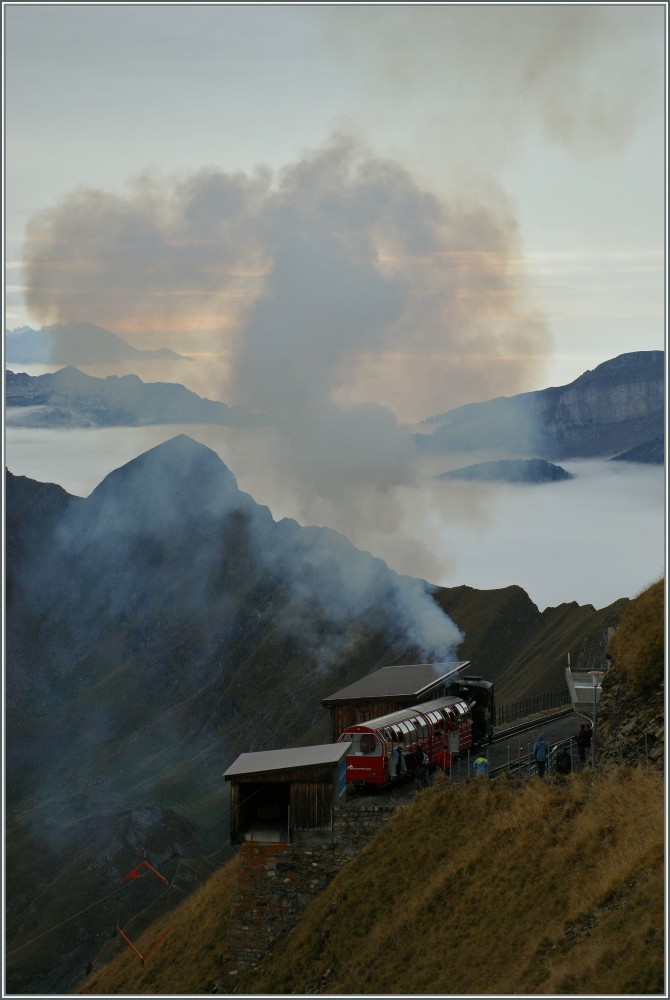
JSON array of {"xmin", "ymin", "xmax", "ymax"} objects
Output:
[
  {"xmin": 341, "ymin": 697, "xmax": 467, "ymax": 733},
  {"xmin": 322, "ymin": 661, "xmax": 471, "ymax": 704},
  {"xmin": 223, "ymin": 742, "xmax": 351, "ymax": 780}
]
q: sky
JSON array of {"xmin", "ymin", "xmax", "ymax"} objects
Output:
[
  {"xmin": 4, "ymin": 4, "xmax": 666, "ymax": 414},
  {"xmin": 3, "ymin": 3, "xmax": 667, "ymax": 611}
]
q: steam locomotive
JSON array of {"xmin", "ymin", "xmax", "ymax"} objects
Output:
[{"xmin": 337, "ymin": 676, "xmax": 495, "ymax": 788}]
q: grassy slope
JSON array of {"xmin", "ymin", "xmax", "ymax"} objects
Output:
[
  {"xmin": 78, "ymin": 859, "xmax": 240, "ymax": 995},
  {"xmin": 79, "ymin": 766, "xmax": 664, "ymax": 996},
  {"xmin": 241, "ymin": 768, "xmax": 664, "ymax": 996}
]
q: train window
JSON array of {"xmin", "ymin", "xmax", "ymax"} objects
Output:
[{"xmin": 345, "ymin": 733, "xmax": 380, "ymax": 755}]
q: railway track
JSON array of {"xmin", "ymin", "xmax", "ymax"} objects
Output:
[
  {"xmin": 492, "ymin": 707, "xmax": 575, "ymax": 744},
  {"xmin": 489, "ymin": 708, "xmax": 577, "ymax": 778}
]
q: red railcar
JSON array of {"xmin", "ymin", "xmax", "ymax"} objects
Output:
[{"xmin": 337, "ymin": 696, "xmax": 473, "ymax": 787}]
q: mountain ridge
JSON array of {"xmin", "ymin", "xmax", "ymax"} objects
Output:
[
  {"xmin": 415, "ymin": 350, "xmax": 664, "ymax": 461},
  {"xmin": 4, "ymin": 435, "xmax": 633, "ymax": 993},
  {"xmin": 5, "ymin": 365, "xmax": 268, "ymax": 428},
  {"xmin": 5, "ymin": 321, "xmax": 190, "ymax": 363}
]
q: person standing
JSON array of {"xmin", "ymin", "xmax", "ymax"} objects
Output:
[
  {"xmin": 577, "ymin": 724, "xmax": 589, "ymax": 765},
  {"xmin": 472, "ymin": 753, "xmax": 490, "ymax": 777},
  {"xmin": 437, "ymin": 743, "xmax": 451, "ymax": 774},
  {"xmin": 394, "ymin": 742, "xmax": 404, "ymax": 778},
  {"xmin": 406, "ymin": 745, "xmax": 419, "ymax": 781},
  {"xmin": 555, "ymin": 746, "xmax": 572, "ymax": 775},
  {"xmin": 585, "ymin": 723, "xmax": 593, "ymax": 760},
  {"xmin": 417, "ymin": 748, "xmax": 431, "ymax": 787},
  {"xmin": 533, "ymin": 734, "xmax": 549, "ymax": 777}
]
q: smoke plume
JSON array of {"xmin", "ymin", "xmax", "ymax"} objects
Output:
[{"xmin": 22, "ymin": 134, "xmax": 551, "ymax": 564}]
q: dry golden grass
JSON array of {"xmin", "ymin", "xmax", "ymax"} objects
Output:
[
  {"xmin": 607, "ymin": 578, "xmax": 665, "ymax": 691},
  {"xmin": 77, "ymin": 766, "xmax": 664, "ymax": 996},
  {"xmin": 77, "ymin": 855, "xmax": 239, "ymax": 995},
  {"xmin": 242, "ymin": 767, "xmax": 664, "ymax": 996}
]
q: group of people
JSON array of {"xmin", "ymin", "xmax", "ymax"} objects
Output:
[
  {"xmin": 394, "ymin": 742, "xmax": 432, "ymax": 787},
  {"xmin": 473, "ymin": 723, "xmax": 590, "ymax": 780},
  {"xmin": 395, "ymin": 723, "xmax": 593, "ymax": 785},
  {"xmin": 533, "ymin": 723, "xmax": 593, "ymax": 777}
]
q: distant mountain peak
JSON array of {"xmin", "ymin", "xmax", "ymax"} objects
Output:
[
  {"xmin": 92, "ymin": 432, "xmax": 236, "ymax": 486},
  {"xmin": 5, "ymin": 321, "xmax": 191, "ymax": 363},
  {"xmin": 86, "ymin": 434, "xmax": 246, "ymax": 531}
]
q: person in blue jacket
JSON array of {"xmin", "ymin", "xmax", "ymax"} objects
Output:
[
  {"xmin": 472, "ymin": 753, "xmax": 490, "ymax": 777},
  {"xmin": 533, "ymin": 734, "xmax": 549, "ymax": 777}
]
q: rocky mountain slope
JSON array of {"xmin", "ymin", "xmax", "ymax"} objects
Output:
[
  {"xmin": 4, "ymin": 435, "xmax": 633, "ymax": 992},
  {"xmin": 597, "ymin": 578, "xmax": 664, "ymax": 769},
  {"xmin": 416, "ymin": 350, "xmax": 664, "ymax": 461}
]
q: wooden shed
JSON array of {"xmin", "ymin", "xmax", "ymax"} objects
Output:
[
  {"xmin": 223, "ymin": 743, "xmax": 351, "ymax": 845},
  {"xmin": 322, "ymin": 661, "xmax": 471, "ymax": 741}
]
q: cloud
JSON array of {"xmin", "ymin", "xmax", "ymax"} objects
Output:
[
  {"xmin": 22, "ymin": 165, "xmax": 272, "ymax": 335},
  {"xmin": 21, "ymin": 134, "xmax": 554, "ymax": 559},
  {"xmin": 319, "ymin": 6, "xmax": 663, "ymax": 162}
]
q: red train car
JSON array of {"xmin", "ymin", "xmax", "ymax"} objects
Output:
[{"xmin": 337, "ymin": 696, "xmax": 473, "ymax": 787}]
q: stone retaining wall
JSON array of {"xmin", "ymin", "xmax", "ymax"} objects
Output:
[{"xmin": 215, "ymin": 800, "xmax": 398, "ymax": 990}]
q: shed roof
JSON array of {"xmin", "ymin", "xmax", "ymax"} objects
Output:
[
  {"xmin": 322, "ymin": 661, "xmax": 470, "ymax": 704},
  {"xmin": 223, "ymin": 742, "xmax": 352, "ymax": 780}
]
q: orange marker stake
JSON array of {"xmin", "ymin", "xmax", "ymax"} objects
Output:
[{"xmin": 116, "ymin": 926, "xmax": 170, "ymax": 966}]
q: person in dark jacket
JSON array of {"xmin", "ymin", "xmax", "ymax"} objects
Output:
[
  {"xmin": 533, "ymin": 734, "xmax": 549, "ymax": 777},
  {"xmin": 406, "ymin": 745, "xmax": 419, "ymax": 779},
  {"xmin": 577, "ymin": 724, "xmax": 589, "ymax": 765},
  {"xmin": 394, "ymin": 742, "xmax": 405, "ymax": 778},
  {"xmin": 556, "ymin": 746, "xmax": 572, "ymax": 775},
  {"xmin": 418, "ymin": 748, "xmax": 431, "ymax": 787}
]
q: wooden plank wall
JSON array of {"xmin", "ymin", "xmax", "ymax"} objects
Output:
[
  {"xmin": 291, "ymin": 781, "xmax": 333, "ymax": 830},
  {"xmin": 229, "ymin": 766, "xmax": 338, "ymax": 840},
  {"xmin": 329, "ymin": 698, "xmax": 412, "ymax": 740}
]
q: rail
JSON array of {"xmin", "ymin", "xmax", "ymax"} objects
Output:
[
  {"xmin": 496, "ymin": 688, "xmax": 571, "ymax": 725},
  {"xmin": 492, "ymin": 708, "xmax": 574, "ymax": 745},
  {"xmin": 490, "ymin": 736, "xmax": 577, "ymax": 779}
]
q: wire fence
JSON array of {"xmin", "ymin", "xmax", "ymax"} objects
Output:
[{"xmin": 496, "ymin": 688, "xmax": 571, "ymax": 725}]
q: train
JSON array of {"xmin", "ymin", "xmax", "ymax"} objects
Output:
[{"xmin": 337, "ymin": 676, "xmax": 495, "ymax": 789}]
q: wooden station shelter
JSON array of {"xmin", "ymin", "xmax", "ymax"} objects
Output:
[
  {"xmin": 223, "ymin": 742, "xmax": 351, "ymax": 845},
  {"xmin": 322, "ymin": 661, "xmax": 471, "ymax": 741}
]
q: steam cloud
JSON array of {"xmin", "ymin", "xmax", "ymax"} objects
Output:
[{"xmin": 22, "ymin": 135, "xmax": 550, "ymax": 561}]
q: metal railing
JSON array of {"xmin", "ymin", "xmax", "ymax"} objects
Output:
[{"xmin": 496, "ymin": 688, "xmax": 571, "ymax": 726}]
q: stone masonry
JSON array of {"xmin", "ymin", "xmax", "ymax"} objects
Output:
[{"xmin": 214, "ymin": 800, "xmax": 398, "ymax": 990}]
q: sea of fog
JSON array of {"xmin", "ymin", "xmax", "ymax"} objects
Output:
[{"xmin": 4, "ymin": 422, "xmax": 665, "ymax": 613}]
